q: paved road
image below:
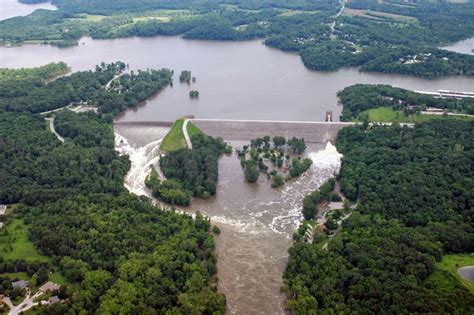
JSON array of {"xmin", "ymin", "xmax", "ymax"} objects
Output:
[
  {"xmin": 330, "ymin": 0, "xmax": 346, "ymax": 38},
  {"xmin": 45, "ymin": 117, "xmax": 65, "ymax": 143},
  {"xmin": 106, "ymin": 72, "xmax": 126, "ymax": 90},
  {"xmin": 7, "ymin": 289, "xmax": 42, "ymax": 315},
  {"xmin": 182, "ymin": 119, "xmax": 193, "ymax": 149}
]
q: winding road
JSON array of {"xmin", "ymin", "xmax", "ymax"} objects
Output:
[
  {"xmin": 182, "ymin": 119, "xmax": 193, "ymax": 149},
  {"xmin": 330, "ymin": 0, "xmax": 346, "ymax": 39},
  {"xmin": 45, "ymin": 117, "xmax": 64, "ymax": 143}
]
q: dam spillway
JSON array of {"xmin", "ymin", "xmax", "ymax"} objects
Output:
[{"xmin": 190, "ymin": 119, "xmax": 355, "ymax": 143}]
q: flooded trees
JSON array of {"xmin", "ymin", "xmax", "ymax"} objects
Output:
[
  {"xmin": 189, "ymin": 90, "xmax": 199, "ymax": 98},
  {"xmin": 179, "ymin": 70, "xmax": 192, "ymax": 83},
  {"xmin": 239, "ymin": 136, "xmax": 311, "ymax": 186},
  {"xmin": 287, "ymin": 137, "xmax": 306, "ymax": 154},
  {"xmin": 244, "ymin": 160, "xmax": 259, "ymax": 183}
]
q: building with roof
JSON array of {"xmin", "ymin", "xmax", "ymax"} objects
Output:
[
  {"xmin": 12, "ymin": 280, "xmax": 29, "ymax": 290},
  {"xmin": 39, "ymin": 282, "xmax": 60, "ymax": 293},
  {"xmin": 41, "ymin": 296, "xmax": 61, "ymax": 306}
]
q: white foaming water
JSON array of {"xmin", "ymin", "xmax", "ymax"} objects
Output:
[
  {"xmin": 308, "ymin": 141, "xmax": 343, "ymax": 169},
  {"xmin": 114, "ymin": 130, "xmax": 163, "ymax": 197},
  {"xmin": 269, "ymin": 142, "xmax": 343, "ymax": 236}
]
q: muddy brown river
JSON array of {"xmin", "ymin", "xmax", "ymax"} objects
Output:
[{"xmin": 115, "ymin": 125, "xmax": 342, "ymax": 314}]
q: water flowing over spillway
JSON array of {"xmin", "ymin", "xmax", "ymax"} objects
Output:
[
  {"xmin": 114, "ymin": 126, "xmax": 170, "ymax": 197},
  {"xmin": 114, "ymin": 127, "xmax": 343, "ymax": 314}
]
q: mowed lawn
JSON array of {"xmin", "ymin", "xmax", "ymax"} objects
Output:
[
  {"xmin": 160, "ymin": 119, "xmax": 203, "ymax": 152},
  {"xmin": 160, "ymin": 119, "xmax": 187, "ymax": 152},
  {"xmin": 360, "ymin": 107, "xmax": 474, "ymax": 123},
  {"xmin": 0, "ymin": 219, "xmax": 51, "ymax": 263}
]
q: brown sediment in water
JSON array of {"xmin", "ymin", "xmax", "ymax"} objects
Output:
[{"xmin": 114, "ymin": 127, "xmax": 342, "ymax": 314}]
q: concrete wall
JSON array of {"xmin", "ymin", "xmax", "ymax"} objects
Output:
[
  {"xmin": 114, "ymin": 121, "xmax": 174, "ymax": 127},
  {"xmin": 191, "ymin": 119, "xmax": 355, "ymax": 143}
]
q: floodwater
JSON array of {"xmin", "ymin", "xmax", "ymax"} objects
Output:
[
  {"xmin": 441, "ymin": 37, "xmax": 474, "ymax": 56},
  {"xmin": 1, "ymin": 36, "xmax": 474, "ymax": 122},
  {"xmin": 457, "ymin": 266, "xmax": 474, "ymax": 282},
  {"xmin": 0, "ymin": 0, "xmax": 56, "ymax": 21},
  {"xmin": 114, "ymin": 125, "xmax": 343, "ymax": 314}
]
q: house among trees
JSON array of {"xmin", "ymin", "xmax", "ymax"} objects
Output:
[
  {"xmin": 41, "ymin": 296, "xmax": 61, "ymax": 306},
  {"xmin": 0, "ymin": 205, "xmax": 6, "ymax": 215},
  {"xmin": 426, "ymin": 107, "xmax": 444, "ymax": 112},
  {"xmin": 39, "ymin": 281, "xmax": 60, "ymax": 293},
  {"xmin": 12, "ymin": 280, "xmax": 28, "ymax": 290}
]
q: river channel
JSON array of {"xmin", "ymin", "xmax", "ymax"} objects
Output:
[
  {"xmin": 115, "ymin": 124, "xmax": 343, "ymax": 314},
  {"xmin": 2, "ymin": 25, "xmax": 474, "ymax": 314}
]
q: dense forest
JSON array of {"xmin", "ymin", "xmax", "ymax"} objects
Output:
[
  {"xmin": 0, "ymin": 64, "xmax": 226, "ymax": 313},
  {"xmin": 157, "ymin": 133, "xmax": 228, "ymax": 205},
  {"xmin": 1, "ymin": 0, "xmax": 473, "ymax": 77},
  {"xmin": 337, "ymin": 84, "xmax": 474, "ymax": 120},
  {"xmin": 0, "ymin": 61, "xmax": 173, "ymax": 115},
  {"xmin": 284, "ymin": 120, "xmax": 474, "ymax": 313}
]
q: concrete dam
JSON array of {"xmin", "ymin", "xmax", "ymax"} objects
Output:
[
  {"xmin": 115, "ymin": 118, "xmax": 357, "ymax": 143},
  {"xmin": 190, "ymin": 119, "xmax": 355, "ymax": 143}
]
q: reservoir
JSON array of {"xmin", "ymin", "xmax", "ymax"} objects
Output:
[
  {"xmin": 1, "ymin": 36, "xmax": 474, "ymax": 122},
  {"xmin": 0, "ymin": 0, "xmax": 57, "ymax": 21}
]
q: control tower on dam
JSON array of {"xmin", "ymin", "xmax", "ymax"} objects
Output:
[{"xmin": 190, "ymin": 119, "xmax": 356, "ymax": 143}]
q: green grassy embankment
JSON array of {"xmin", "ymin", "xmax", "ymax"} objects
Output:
[
  {"xmin": 160, "ymin": 119, "xmax": 203, "ymax": 152},
  {"xmin": 359, "ymin": 107, "xmax": 474, "ymax": 123},
  {"xmin": 160, "ymin": 119, "xmax": 186, "ymax": 152},
  {"xmin": 427, "ymin": 254, "xmax": 474, "ymax": 294}
]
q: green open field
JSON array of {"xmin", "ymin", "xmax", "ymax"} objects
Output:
[
  {"xmin": 0, "ymin": 219, "xmax": 51, "ymax": 263},
  {"xmin": 0, "ymin": 219, "xmax": 68, "ymax": 290},
  {"xmin": 343, "ymin": 8, "xmax": 418, "ymax": 23},
  {"xmin": 360, "ymin": 107, "xmax": 474, "ymax": 123}
]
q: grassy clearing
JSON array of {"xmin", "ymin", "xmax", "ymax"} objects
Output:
[
  {"xmin": 187, "ymin": 121, "xmax": 204, "ymax": 139},
  {"xmin": 159, "ymin": 119, "xmax": 204, "ymax": 152},
  {"xmin": 343, "ymin": 8, "xmax": 417, "ymax": 23},
  {"xmin": 133, "ymin": 16, "xmax": 172, "ymax": 23},
  {"xmin": 68, "ymin": 14, "xmax": 107, "ymax": 22},
  {"xmin": 359, "ymin": 107, "xmax": 474, "ymax": 123},
  {"xmin": 0, "ymin": 219, "xmax": 51, "ymax": 263},
  {"xmin": 160, "ymin": 119, "xmax": 186, "ymax": 152},
  {"xmin": 434, "ymin": 253, "xmax": 474, "ymax": 294},
  {"xmin": 278, "ymin": 10, "xmax": 319, "ymax": 17},
  {"xmin": 1, "ymin": 272, "xmax": 29, "ymax": 280}
]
